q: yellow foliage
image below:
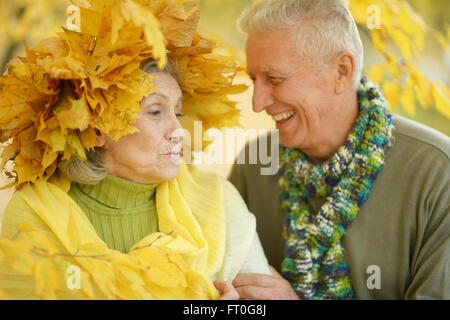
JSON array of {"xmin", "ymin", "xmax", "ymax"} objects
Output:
[
  {"xmin": 382, "ymin": 81, "xmax": 400, "ymax": 110},
  {"xmin": 399, "ymin": 84, "xmax": 416, "ymax": 116},
  {"xmin": 34, "ymin": 259, "xmax": 64, "ymax": 300},
  {"xmin": 0, "ymin": 235, "xmax": 35, "ymax": 276},
  {"xmin": 348, "ymin": 0, "xmax": 449, "ymax": 119},
  {"xmin": 433, "ymin": 82, "xmax": 450, "ymax": 119},
  {"xmin": 0, "ymin": 0, "xmax": 247, "ymax": 189},
  {"xmin": 368, "ymin": 63, "xmax": 385, "ymax": 84},
  {"xmin": 0, "ymin": 214, "xmax": 218, "ymax": 299}
]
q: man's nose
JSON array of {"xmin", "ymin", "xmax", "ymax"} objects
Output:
[{"xmin": 252, "ymin": 80, "xmax": 274, "ymax": 113}]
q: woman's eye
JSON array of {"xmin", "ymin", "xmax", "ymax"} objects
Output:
[
  {"xmin": 145, "ymin": 104, "xmax": 161, "ymax": 116},
  {"xmin": 176, "ymin": 112, "xmax": 185, "ymax": 118},
  {"xmin": 147, "ymin": 110, "xmax": 161, "ymax": 116}
]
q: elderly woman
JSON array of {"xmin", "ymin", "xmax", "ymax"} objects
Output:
[{"xmin": 0, "ymin": 0, "xmax": 270, "ymax": 300}]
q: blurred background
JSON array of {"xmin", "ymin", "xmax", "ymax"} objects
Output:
[
  {"xmin": 198, "ymin": 0, "xmax": 450, "ymax": 176},
  {"xmin": 0, "ymin": 0, "xmax": 449, "ymax": 214}
]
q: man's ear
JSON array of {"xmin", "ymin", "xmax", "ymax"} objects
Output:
[{"xmin": 332, "ymin": 51, "xmax": 355, "ymax": 94}]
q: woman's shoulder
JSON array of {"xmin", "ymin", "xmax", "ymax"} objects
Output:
[
  {"xmin": 0, "ymin": 176, "xmax": 71, "ymax": 237},
  {"xmin": 1, "ymin": 185, "xmax": 47, "ymax": 237},
  {"xmin": 186, "ymin": 165, "xmax": 253, "ymax": 215}
]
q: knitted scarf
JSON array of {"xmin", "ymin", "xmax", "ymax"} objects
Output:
[{"xmin": 279, "ymin": 76, "xmax": 394, "ymax": 299}]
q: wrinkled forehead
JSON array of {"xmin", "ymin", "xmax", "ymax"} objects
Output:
[
  {"xmin": 245, "ymin": 28, "xmax": 314, "ymax": 76},
  {"xmin": 147, "ymin": 72, "xmax": 182, "ymax": 103},
  {"xmin": 246, "ymin": 34, "xmax": 299, "ymax": 74},
  {"xmin": 141, "ymin": 71, "xmax": 183, "ymax": 107}
]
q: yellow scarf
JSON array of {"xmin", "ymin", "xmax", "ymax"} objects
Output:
[{"xmin": 0, "ymin": 163, "xmax": 225, "ymax": 300}]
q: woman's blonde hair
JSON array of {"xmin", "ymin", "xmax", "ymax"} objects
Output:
[
  {"xmin": 237, "ymin": 0, "xmax": 363, "ymax": 89},
  {"xmin": 59, "ymin": 58, "xmax": 177, "ymax": 185}
]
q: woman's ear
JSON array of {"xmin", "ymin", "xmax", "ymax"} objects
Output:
[
  {"xmin": 333, "ymin": 51, "xmax": 355, "ymax": 94},
  {"xmin": 96, "ymin": 129, "xmax": 106, "ymax": 148}
]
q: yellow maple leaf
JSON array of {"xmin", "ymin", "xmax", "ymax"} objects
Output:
[
  {"xmin": 433, "ymin": 82, "xmax": 450, "ymax": 120},
  {"xmin": 76, "ymin": 2, "xmax": 103, "ymax": 37},
  {"xmin": 114, "ymin": 263, "xmax": 153, "ymax": 299},
  {"xmin": 49, "ymin": 128, "xmax": 66, "ymax": 153},
  {"xmin": 18, "ymin": 223, "xmax": 61, "ymax": 254},
  {"xmin": 78, "ymin": 126, "xmax": 98, "ymax": 151},
  {"xmin": 14, "ymin": 154, "xmax": 42, "ymax": 186},
  {"xmin": 54, "ymin": 84, "xmax": 91, "ymax": 133},
  {"xmin": 388, "ymin": 28, "xmax": 412, "ymax": 61},
  {"xmin": 93, "ymin": 69, "xmax": 155, "ymax": 141},
  {"xmin": 41, "ymin": 146, "xmax": 59, "ymax": 170},
  {"xmin": 158, "ymin": 2, "xmax": 199, "ymax": 48},
  {"xmin": 128, "ymin": 233, "xmax": 188, "ymax": 288},
  {"xmin": 382, "ymin": 81, "xmax": 400, "ymax": 110},
  {"xmin": 66, "ymin": 131, "xmax": 86, "ymax": 161},
  {"xmin": 407, "ymin": 65, "xmax": 433, "ymax": 108},
  {"xmin": 78, "ymin": 241, "xmax": 109, "ymax": 255},
  {"xmin": 371, "ymin": 29, "xmax": 387, "ymax": 54},
  {"xmin": 82, "ymin": 259, "xmax": 118, "ymax": 299},
  {"xmin": 0, "ymin": 237, "xmax": 35, "ymax": 276},
  {"xmin": 368, "ymin": 64, "xmax": 385, "ymax": 84},
  {"xmin": 399, "ymin": 85, "xmax": 416, "ymax": 116},
  {"xmin": 120, "ymin": 0, "xmax": 167, "ymax": 69},
  {"xmin": 34, "ymin": 259, "xmax": 64, "ymax": 300}
]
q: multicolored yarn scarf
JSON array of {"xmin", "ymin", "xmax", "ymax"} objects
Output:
[{"xmin": 279, "ymin": 76, "xmax": 394, "ymax": 299}]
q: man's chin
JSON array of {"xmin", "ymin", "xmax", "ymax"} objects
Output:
[{"xmin": 279, "ymin": 134, "xmax": 304, "ymax": 150}]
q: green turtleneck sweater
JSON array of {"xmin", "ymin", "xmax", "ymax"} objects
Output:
[{"xmin": 67, "ymin": 175, "xmax": 159, "ymax": 253}]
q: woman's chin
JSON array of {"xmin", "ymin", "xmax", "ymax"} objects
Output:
[
  {"xmin": 122, "ymin": 164, "xmax": 180, "ymax": 184},
  {"xmin": 152, "ymin": 165, "xmax": 180, "ymax": 183}
]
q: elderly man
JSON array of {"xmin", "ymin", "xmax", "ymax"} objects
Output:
[{"xmin": 229, "ymin": 0, "xmax": 449, "ymax": 300}]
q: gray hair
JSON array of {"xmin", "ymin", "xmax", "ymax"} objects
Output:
[
  {"xmin": 60, "ymin": 58, "xmax": 177, "ymax": 185},
  {"xmin": 237, "ymin": 0, "xmax": 363, "ymax": 89}
]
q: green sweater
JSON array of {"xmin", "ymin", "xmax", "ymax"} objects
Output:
[
  {"xmin": 229, "ymin": 115, "xmax": 450, "ymax": 299},
  {"xmin": 68, "ymin": 174, "xmax": 159, "ymax": 253}
]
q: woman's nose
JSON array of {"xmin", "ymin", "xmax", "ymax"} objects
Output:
[{"xmin": 166, "ymin": 118, "xmax": 185, "ymax": 142}]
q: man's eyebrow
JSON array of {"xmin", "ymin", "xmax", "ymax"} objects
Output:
[
  {"xmin": 246, "ymin": 67, "xmax": 277, "ymax": 75},
  {"xmin": 261, "ymin": 67, "xmax": 277, "ymax": 73}
]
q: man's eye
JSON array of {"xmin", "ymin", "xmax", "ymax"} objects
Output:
[{"xmin": 269, "ymin": 77, "xmax": 283, "ymax": 85}]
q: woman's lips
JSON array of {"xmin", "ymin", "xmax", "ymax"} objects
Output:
[
  {"xmin": 161, "ymin": 149, "xmax": 182, "ymax": 161},
  {"xmin": 169, "ymin": 152, "xmax": 181, "ymax": 159}
]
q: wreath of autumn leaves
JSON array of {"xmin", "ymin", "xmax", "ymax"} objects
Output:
[{"xmin": 0, "ymin": 0, "xmax": 247, "ymax": 189}]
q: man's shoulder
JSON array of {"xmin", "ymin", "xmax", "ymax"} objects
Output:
[{"xmin": 391, "ymin": 114, "xmax": 450, "ymax": 159}]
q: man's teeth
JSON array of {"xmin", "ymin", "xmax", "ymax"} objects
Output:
[{"xmin": 273, "ymin": 111, "xmax": 295, "ymax": 122}]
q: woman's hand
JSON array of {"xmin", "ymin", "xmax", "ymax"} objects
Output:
[{"xmin": 214, "ymin": 281, "xmax": 240, "ymax": 300}]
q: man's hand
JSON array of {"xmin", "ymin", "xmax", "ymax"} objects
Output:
[
  {"xmin": 232, "ymin": 266, "xmax": 299, "ymax": 300},
  {"xmin": 214, "ymin": 281, "xmax": 240, "ymax": 300}
]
